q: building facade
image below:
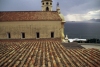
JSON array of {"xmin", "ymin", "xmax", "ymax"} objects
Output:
[{"xmin": 0, "ymin": 0, "xmax": 66, "ymax": 41}]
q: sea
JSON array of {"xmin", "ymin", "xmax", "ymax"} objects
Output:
[{"xmin": 64, "ymin": 22, "xmax": 100, "ymax": 39}]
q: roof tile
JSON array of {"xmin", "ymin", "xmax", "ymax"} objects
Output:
[
  {"xmin": 0, "ymin": 11, "xmax": 62, "ymax": 21},
  {"xmin": 0, "ymin": 39, "xmax": 100, "ymax": 67}
]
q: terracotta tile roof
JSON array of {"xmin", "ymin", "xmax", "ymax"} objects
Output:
[
  {"xmin": 0, "ymin": 11, "xmax": 62, "ymax": 21},
  {"xmin": 0, "ymin": 39, "xmax": 100, "ymax": 67}
]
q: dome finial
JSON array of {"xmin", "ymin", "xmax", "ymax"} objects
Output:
[
  {"xmin": 57, "ymin": 2, "xmax": 59, "ymax": 7},
  {"xmin": 56, "ymin": 2, "xmax": 60, "ymax": 14}
]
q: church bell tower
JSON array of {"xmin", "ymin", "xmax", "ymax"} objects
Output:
[{"xmin": 41, "ymin": 0, "xmax": 52, "ymax": 11}]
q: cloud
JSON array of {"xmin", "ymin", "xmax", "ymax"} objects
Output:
[
  {"xmin": 64, "ymin": 10, "xmax": 100, "ymax": 21},
  {"xmin": 0, "ymin": 0, "xmax": 41, "ymax": 11},
  {"xmin": 51, "ymin": 0, "xmax": 100, "ymax": 16},
  {"xmin": 67, "ymin": 0, "xmax": 100, "ymax": 14},
  {"xmin": 0, "ymin": 0, "xmax": 100, "ymax": 13}
]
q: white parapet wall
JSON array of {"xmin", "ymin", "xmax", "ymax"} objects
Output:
[{"xmin": 68, "ymin": 38, "xmax": 87, "ymax": 42}]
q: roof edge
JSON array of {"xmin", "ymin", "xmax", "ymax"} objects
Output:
[{"xmin": 0, "ymin": 11, "xmax": 57, "ymax": 12}]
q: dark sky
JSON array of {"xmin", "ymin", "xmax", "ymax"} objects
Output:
[{"xmin": 0, "ymin": 0, "xmax": 100, "ymax": 21}]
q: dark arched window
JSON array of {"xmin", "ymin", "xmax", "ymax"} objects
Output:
[
  {"xmin": 46, "ymin": 7, "xmax": 49, "ymax": 11},
  {"xmin": 50, "ymin": 3, "xmax": 52, "ymax": 5},
  {"xmin": 46, "ymin": 2, "xmax": 48, "ymax": 5},
  {"xmin": 42, "ymin": 3, "xmax": 44, "ymax": 5}
]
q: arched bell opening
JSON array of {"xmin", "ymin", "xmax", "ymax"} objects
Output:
[{"xmin": 46, "ymin": 7, "xmax": 49, "ymax": 11}]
